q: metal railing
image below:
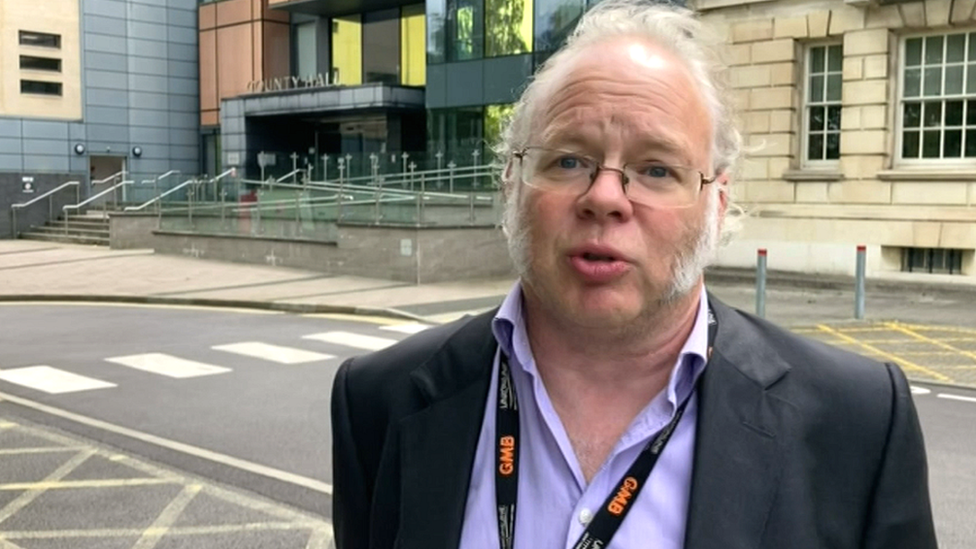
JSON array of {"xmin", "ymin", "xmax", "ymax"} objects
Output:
[
  {"xmin": 125, "ymin": 177, "xmax": 199, "ymax": 214},
  {"xmin": 63, "ymin": 180, "xmax": 133, "ymax": 232},
  {"xmin": 9, "ymin": 181, "xmax": 81, "ymax": 238}
]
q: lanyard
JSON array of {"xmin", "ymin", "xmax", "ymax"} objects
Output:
[{"xmin": 495, "ymin": 305, "xmax": 717, "ymax": 549}]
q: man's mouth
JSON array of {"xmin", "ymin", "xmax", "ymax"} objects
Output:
[{"xmin": 581, "ymin": 252, "xmax": 617, "ymax": 262}]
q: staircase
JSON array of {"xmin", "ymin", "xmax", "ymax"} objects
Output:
[{"xmin": 19, "ymin": 211, "xmax": 111, "ymax": 246}]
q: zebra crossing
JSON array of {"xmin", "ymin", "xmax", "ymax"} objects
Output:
[{"xmin": 0, "ymin": 323, "xmax": 431, "ymax": 396}]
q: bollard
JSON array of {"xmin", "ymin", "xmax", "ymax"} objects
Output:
[
  {"xmin": 855, "ymin": 245, "xmax": 866, "ymax": 320},
  {"xmin": 756, "ymin": 248, "xmax": 767, "ymax": 318}
]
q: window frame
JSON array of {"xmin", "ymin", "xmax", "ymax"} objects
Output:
[
  {"xmin": 896, "ymin": 30, "xmax": 976, "ymax": 167},
  {"xmin": 20, "ymin": 80, "xmax": 63, "ymax": 96},
  {"xmin": 801, "ymin": 41, "xmax": 844, "ymax": 169},
  {"xmin": 18, "ymin": 30, "xmax": 61, "ymax": 49}
]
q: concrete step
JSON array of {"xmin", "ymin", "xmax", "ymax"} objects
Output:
[
  {"xmin": 19, "ymin": 232, "xmax": 109, "ymax": 246},
  {"xmin": 30, "ymin": 226, "xmax": 109, "ymax": 237}
]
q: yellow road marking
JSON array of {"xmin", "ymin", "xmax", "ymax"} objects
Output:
[
  {"xmin": 893, "ymin": 323, "xmax": 976, "ymax": 336},
  {"xmin": 0, "ymin": 478, "xmax": 173, "ymax": 491},
  {"xmin": 132, "ymin": 484, "xmax": 202, "ymax": 549},
  {"xmin": 0, "ymin": 446, "xmax": 88, "ymax": 456},
  {"xmin": 0, "ymin": 449, "xmax": 95, "ymax": 523},
  {"xmin": 0, "ymin": 422, "xmax": 17, "ymax": 429},
  {"xmin": 884, "ymin": 322, "xmax": 976, "ymax": 363},
  {"xmin": 816, "ymin": 325, "xmax": 952, "ymax": 383},
  {"xmin": 1, "ymin": 522, "xmax": 327, "ymax": 539}
]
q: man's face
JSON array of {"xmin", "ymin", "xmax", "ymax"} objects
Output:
[{"xmin": 509, "ymin": 37, "xmax": 725, "ymax": 331}]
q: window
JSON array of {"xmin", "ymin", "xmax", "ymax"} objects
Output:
[
  {"xmin": 363, "ymin": 9, "xmax": 401, "ymax": 84},
  {"xmin": 19, "ymin": 55, "xmax": 61, "ymax": 72},
  {"xmin": 900, "ymin": 33, "xmax": 976, "ymax": 160},
  {"xmin": 294, "ymin": 21, "xmax": 318, "ymax": 78},
  {"xmin": 448, "ymin": 0, "xmax": 484, "ymax": 61},
  {"xmin": 485, "ymin": 0, "xmax": 533, "ymax": 57},
  {"xmin": 20, "ymin": 80, "xmax": 62, "ymax": 96},
  {"xmin": 901, "ymin": 247, "xmax": 964, "ymax": 274},
  {"xmin": 805, "ymin": 44, "xmax": 842, "ymax": 163},
  {"xmin": 534, "ymin": 0, "xmax": 583, "ymax": 54},
  {"xmin": 331, "ymin": 15, "xmax": 362, "ymax": 85},
  {"xmin": 401, "ymin": 4, "xmax": 427, "ymax": 85},
  {"xmin": 19, "ymin": 30, "xmax": 61, "ymax": 48}
]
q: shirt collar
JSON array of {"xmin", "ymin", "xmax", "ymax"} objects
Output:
[{"xmin": 491, "ymin": 282, "xmax": 711, "ymax": 407}]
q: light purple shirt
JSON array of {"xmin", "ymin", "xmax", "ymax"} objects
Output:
[{"xmin": 458, "ymin": 283, "xmax": 710, "ymax": 549}]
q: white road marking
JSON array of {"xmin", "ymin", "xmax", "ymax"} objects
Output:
[
  {"xmin": 0, "ymin": 390, "xmax": 333, "ymax": 495},
  {"xmin": 212, "ymin": 342, "xmax": 334, "ymax": 364},
  {"xmin": 0, "ymin": 366, "xmax": 115, "ymax": 394},
  {"xmin": 106, "ymin": 353, "xmax": 231, "ymax": 378},
  {"xmin": 380, "ymin": 323, "xmax": 432, "ymax": 335},
  {"xmin": 910, "ymin": 385, "xmax": 932, "ymax": 395},
  {"xmin": 937, "ymin": 393, "xmax": 976, "ymax": 403},
  {"xmin": 302, "ymin": 331, "xmax": 397, "ymax": 351}
]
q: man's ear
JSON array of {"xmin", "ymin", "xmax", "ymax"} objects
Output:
[{"xmin": 715, "ymin": 172, "xmax": 730, "ymax": 212}]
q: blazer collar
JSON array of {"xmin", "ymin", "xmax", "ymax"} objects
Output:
[
  {"xmin": 685, "ymin": 295, "xmax": 792, "ymax": 549},
  {"xmin": 399, "ymin": 310, "xmax": 498, "ymax": 549}
]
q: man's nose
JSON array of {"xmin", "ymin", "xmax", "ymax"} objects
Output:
[{"xmin": 576, "ymin": 166, "xmax": 633, "ymax": 220}]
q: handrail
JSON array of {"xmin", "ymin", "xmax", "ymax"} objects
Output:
[
  {"xmin": 157, "ymin": 169, "xmax": 181, "ymax": 182},
  {"xmin": 92, "ymin": 170, "xmax": 126, "ymax": 186},
  {"xmin": 125, "ymin": 178, "xmax": 198, "ymax": 211},
  {"xmin": 276, "ymin": 169, "xmax": 303, "ymax": 183},
  {"xmin": 64, "ymin": 180, "xmax": 133, "ymax": 214},
  {"xmin": 213, "ymin": 168, "xmax": 236, "ymax": 182},
  {"xmin": 10, "ymin": 181, "xmax": 80, "ymax": 210}
]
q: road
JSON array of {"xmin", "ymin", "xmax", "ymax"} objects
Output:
[{"xmin": 0, "ymin": 302, "xmax": 973, "ymax": 548}]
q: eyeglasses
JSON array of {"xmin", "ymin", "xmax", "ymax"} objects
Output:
[{"xmin": 513, "ymin": 146, "xmax": 715, "ymax": 209}]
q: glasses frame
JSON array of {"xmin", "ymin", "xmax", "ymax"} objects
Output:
[{"xmin": 513, "ymin": 146, "xmax": 716, "ymax": 207}]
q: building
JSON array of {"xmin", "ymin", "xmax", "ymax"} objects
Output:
[
  {"xmin": 0, "ymin": 0, "xmax": 200, "ymax": 232},
  {"xmin": 697, "ymin": 0, "xmax": 976, "ymax": 280},
  {"xmin": 201, "ymin": 0, "xmax": 589, "ymax": 180}
]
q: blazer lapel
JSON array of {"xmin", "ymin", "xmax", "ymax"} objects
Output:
[
  {"xmin": 685, "ymin": 298, "xmax": 792, "ymax": 549},
  {"xmin": 397, "ymin": 311, "xmax": 498, "ymax": 549}
]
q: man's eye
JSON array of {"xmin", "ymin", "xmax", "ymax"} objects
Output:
[
  {"xmin": 557, "ymin": 156, "xmax": 582, "ymax": 169},
  {"xmin": 643, "ymin": 165, "xmax": 672, "ymax": 178}
]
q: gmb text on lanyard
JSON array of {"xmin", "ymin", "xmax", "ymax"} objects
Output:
[{"xmin": 495, "ymin": 306, "xmax": 717, "ymax": 549}]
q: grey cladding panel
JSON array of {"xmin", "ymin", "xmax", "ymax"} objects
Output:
[
  {"xmin": 87, "ymin": 70, "xmax": 128, "ymax": 90},
  {"xmin": 0, "ymin": 138, "xmax": 22, "ymax": 154},
  {"xmin": 168, "ymin": 94, "xmax": 199, "ymax": 113},
  {"xmin": 24, "ymin": 155, "xmax": 70, "ymax": 172},
  {"xmin": 86, "ymin": 34, "xmax": 127, "ymax": 54},
  {"xmin": 167, "ymin": 8, "xmax": 196, "ymax": 28},
  {"xmin": 86, "ymin": 106, "xmax": 129, "ymax": 126},
  {"xmin": 168, "ymin": 43, "xmax": 196, "ymax": 61},
  {"xmin": 171, "ymin": 145, "xmax": 197, "ymax": 160},
  {"xmin": 168, "ymin": 77, "xmax": 197, "ymax": 96},
  {"xmin": 70, "ymin": 156, "xmax": 89, "ymax": 174},
  {"xmin": 0, "ymin": 119, "xmax": 23, "ymax": 138},
  {"xmin": 129, "ymin": 74, "xmax": 169, "ymax": 93},
  {"xmin": 167, "ymin": 26, "xmax": 196, "ymax": 45},
  {"xmin": 129, "ymin": 92, "xmax": 170, "ymax": 110},
  {"xmin": 168, "ymin": 60, "xmax": 196, "ymax": 79},
  {"xmin": 170, "ymin": 129, "xmax": 197, "ymax": 147},
  {"xmin": 87, "ymin": 88, "xmax": 130, "ymax": 108},
  {"xmin": 445, "ymin": 62, "xmax": 484, "ymax": 107},
  {"xmin": 168, "ymin": 0, "xmax": 198, "ymax": 9},
  {"xmin": 86, "ymin": 52, "xmax": 129, "ymax": 71},
  {"xmin": 22, "ymin": 120, "xmax": 69, "ymax": 140},
  {"xmin": 87, "ymin": 124, "xmax": 130, "ymax": 144},
  {"xmin": 425, "ymin": 64, "xmax": 447, "ymax": 108},
  {"xmin": 0, "ymin": 154, "xmax": 23, "ymax": 171},
  {"xmin": 168, "ymin": 112, "xmax": 198, "ymax": 129},
  {"xmin": 130, "ymin": 4, "xmax": 167, "ymax": 23},
  {"xmin": 85, "ymin": 15, "xmax": 128, "ymax": 37},
  {"xmin": 129, "ymin": 57, "xmax": 170, "ymax": 77},
  {"xmin": 85, "ymin": 0, "xmax": 127, "ymax": 17},
  {"xmin": 69, "ymin": 123, "xmax": 86, "ymax": 141},
  {"xmin": 129, "ymin": 38, "xmax": 169, "ymax": 59},
  {"xmin": 23, "ymin": 139, "xmax": 69, "ymax": 156},
  {"xmin": 130, "ymin": 127, "xmax": 171, "ymax": 145},
  {"xmin": 483, "ymin": 55, "xmax": 532, "ymax": 105},
  {"xmin": 129, "ymin": 22, "xmax": 168, "ymax": 42},
  {"xmin": 129, "ymin": 109, "xmax": 171, "ymax": 128}
]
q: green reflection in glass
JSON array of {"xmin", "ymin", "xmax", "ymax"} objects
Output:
[
  {"xmin": 486, "ymin": 0, "xmax": 533, "ymax": 56},
  {"xmin": 484, "ymin": 103, "xmax": 515, "ymax": 147}
]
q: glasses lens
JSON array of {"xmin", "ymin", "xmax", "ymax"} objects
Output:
[
  {"xmin": 623, "ymin": 162, "xmax": 700, "ymax": 208},
  {"xmin": 520, "ymin": 149, "xmax": 593, "ymax": 193}
]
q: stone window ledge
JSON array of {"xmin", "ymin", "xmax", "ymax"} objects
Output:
[
  {"xmin": 782, "ymin": 169, "xmax": 844, "ymax": 182},
  {"xmin": 877, "ymin": 169, "xmax": 976, "ymax": 182}
]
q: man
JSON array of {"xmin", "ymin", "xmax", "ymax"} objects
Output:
[{"xmin": 331, "ymin": 1, "xmax": 937, "ymax": 548}]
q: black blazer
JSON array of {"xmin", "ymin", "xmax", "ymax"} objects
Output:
[{"xmin": 331, "ymin": 296, "xmax": 937, "ymax": 549}]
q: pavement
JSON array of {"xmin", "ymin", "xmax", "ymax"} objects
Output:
[{"xmin": 1, "ymin": 239, "xmax": 975, "ymax": 389}]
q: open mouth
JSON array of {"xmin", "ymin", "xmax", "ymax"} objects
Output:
[{"xmin": 581, "ymin": 252, "xmax": 617, "ymax": 262}]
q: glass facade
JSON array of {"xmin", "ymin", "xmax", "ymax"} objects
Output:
[
  {"xmin": 401, "ymin": 4, "xmax": 427, "ymax": 85},
  {"xmin": 486, "ymin": 0, "xmax": 533, "ymax": 56},
  {"xmin": 295, "ymin": 21, "xmax": 318, "ymax": 78},
  {"xmin": 363, "ymin": 10, "xmax": 401, "ymax": 84},
  {"xmin": 428, "ymin": 104, "xmax": 515, "ymax": 163},
  {"xmin": 534, "ymin": 0, "xmax": 582, "ymax": 54},
  {"xmin": 332, "ymin": 15, "xmax": 363, "ymax": 85}
]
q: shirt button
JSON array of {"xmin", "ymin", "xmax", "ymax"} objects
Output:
[{"xmin": 579, "ymin": 508, "xmax": 593, "ymax": 525}]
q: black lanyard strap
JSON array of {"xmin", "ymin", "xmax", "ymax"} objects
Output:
[{"xmin": 495, "ymin": 304, "xmax": 717, "ymax": 549}]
